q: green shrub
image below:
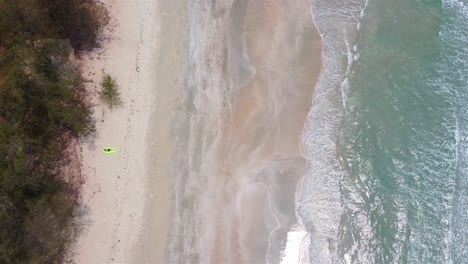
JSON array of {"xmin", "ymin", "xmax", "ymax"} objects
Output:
[{"xmin": 99, "ymin": 73, "xmax": 123, "ymax": 108}]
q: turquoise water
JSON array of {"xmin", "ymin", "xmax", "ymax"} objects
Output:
[{"xmin": 301, "ymin": 0, "xmax": 468, "ymax": 263}]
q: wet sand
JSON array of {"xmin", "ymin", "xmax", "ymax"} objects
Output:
[
  {"xmin": 210, "ymin": 0, "xmax": 321, "ymax": 262},
  {"xmin": 169, "ymin": 0, "xmax": 322, "ymax": 263}
]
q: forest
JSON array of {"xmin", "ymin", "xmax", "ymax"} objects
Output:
[{"xmin": 0, "ymin": 0, "xmax": 101, "ymax": 262}]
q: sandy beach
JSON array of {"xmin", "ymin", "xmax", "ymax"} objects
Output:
[
  {"xmin": 71, "ymin": 0, "xmax": 179, "ymax": 263},
  {"xmin": 72, "ymin": 0, "xmax": 321, "ymax": 263}
]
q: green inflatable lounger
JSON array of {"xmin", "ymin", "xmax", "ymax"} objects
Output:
[{"xmin": 102, "ymin": 147, "xmax": 116, "ymax": 154}]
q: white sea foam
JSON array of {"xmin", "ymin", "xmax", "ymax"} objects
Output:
[
  {"xmin": 297, "ymin": 0, "xmax": 370, "ymax": 263},
  {"xmin": 280, "ymin": 226, "xmax": 308, "ymax": 264},
  {"xmin": 444, "ymin": 0, "xmax": 468, "ymax": 20}
]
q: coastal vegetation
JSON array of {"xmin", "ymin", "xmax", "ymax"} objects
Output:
[
  {"xmin": 99, "ymin": 73, "xmax": 123, "ymax": 108},
  {"xmin": 0, "ymin": 0, "xmax": 102, "ymax": 262}
]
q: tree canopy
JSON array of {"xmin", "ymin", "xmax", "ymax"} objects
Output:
[{"xmin": 0, "ymin": 0, "xmax": 101, "ymax": 262}]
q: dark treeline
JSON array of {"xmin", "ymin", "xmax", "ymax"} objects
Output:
[{"xmin": 0, "ymin": 0, "xmax": 101, "ymax": 262}]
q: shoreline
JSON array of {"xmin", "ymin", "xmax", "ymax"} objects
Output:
[{"xmin": 72, "ymin": 0, "xmax": 170, "ymax": 263}]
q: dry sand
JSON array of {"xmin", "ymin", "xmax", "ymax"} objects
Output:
[{"xmin": 71, "ymin": 0, "xmax": 176, "ymax": 263}]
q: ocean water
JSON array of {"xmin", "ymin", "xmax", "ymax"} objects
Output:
[{"xmin": 301, "ymin": 0, "xmax": 468, "ymax": 263}]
